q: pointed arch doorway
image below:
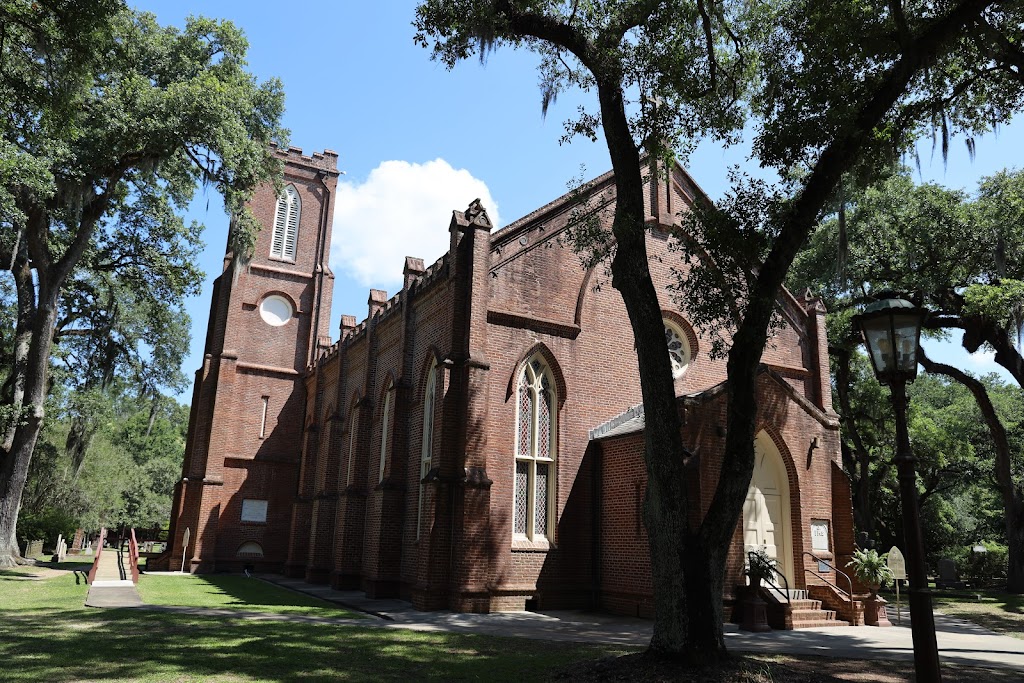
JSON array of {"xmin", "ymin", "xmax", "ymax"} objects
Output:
[{"xmin": 743, "ymin": 431, "xmax": 795, "ymax": 587}]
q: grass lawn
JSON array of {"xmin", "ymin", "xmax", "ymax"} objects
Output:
[
  {"xmin": 2, "ymin": 568, "xmax": 1019, "ymax": 682},
  {"xmin": 934, "ymin": 590, "xmax": 1024, "ymax": 639},
  {"xmin": 1, "ymin": 570, "xmax": 635, "ymax": 682},
  {"xmin": 137, "ymin": 573, "xmax": 362, "ymax": 617}
]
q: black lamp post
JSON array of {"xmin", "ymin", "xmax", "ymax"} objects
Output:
[{"xmin": 854, "ymin": 298, "xmax": 941, "ymax": 683}]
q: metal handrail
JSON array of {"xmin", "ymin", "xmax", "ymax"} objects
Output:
[
  {"xmin": 128, "ymin": 528, "xmax": 140, "ymax": 584},
  {"xmin": 748, "ymin": 551, "xmax": 791, "ymax": 605},
  {"xmin": 802, "ymin": 551, "xmax": 854, "ymax": 600},
  {"xmin": 85, "ymin": 527, "xmax": 107, "ymax": 585}
]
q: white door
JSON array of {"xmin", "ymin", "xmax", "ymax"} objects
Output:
[{"xmin": 743, "ymin": 431, "xmax": 794, "ymax": 586}]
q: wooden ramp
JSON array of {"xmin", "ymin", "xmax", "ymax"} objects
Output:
[{"xmin": 84, "ymin": 528, "xmax": 143, "ymax": 608}]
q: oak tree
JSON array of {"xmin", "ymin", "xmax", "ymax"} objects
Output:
[
  {"xmin": 0, "ymin": 1, "xmax": 286, "ymax": 566},
  {"xmin": 415, "ymin": 0, "xmax": 1024, "ymax": 660}
]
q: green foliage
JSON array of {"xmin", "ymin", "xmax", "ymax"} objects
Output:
[
  {"xmin": 671, "ymin": 171, "xmax": 787, "ymax": 357},
  {"xmin": 965, "ymin": 541, "xmax": 1009, "ymax": 589},
  {"xmin": 947, "ymin": 541, "xmax": 1010, "ymax": 588},
  {"xmin": 15, "ymin": 507, "xmax": 77, "ymax": 548},
  {"xmin": 744, "ymin": 546, "xmax": 777, "ymax": 584},
  {"xmin": 846, "ymin": 548, "xmax": 894, "ymax": 592},
  {"xmin": 415, "ymin": 0, "xmax": 765, "ymax": 160},
  {"xmin": 1, "ymin": 1, "xmax": 287, "ymax": 562},
  {"xmin": 17, "ymin": 389, "xmax": 189, "ymax": 535}
]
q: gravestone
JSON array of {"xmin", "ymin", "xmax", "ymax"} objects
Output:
[
  {"xmin": 54, "ymin": 534, "xmax": 67, "ymax": 563},
  {"xmin": 23, "ymin": 539, "xmax": 43, "ymax": 558},
  {"xmin": 70, "ymin": 528, "xmax": 85, "ymax": 555},
  {"xmin": 936, "ymin": 557, "xmax": 964, "ymax": 589}
]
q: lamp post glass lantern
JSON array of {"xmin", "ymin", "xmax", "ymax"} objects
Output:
[
  {"xmin": 854, "ymin": 298, "xmax": 941, "ymax": 683},
  {"xmin": 857, "ymin": 298, "xmax": 925, "ymax": 385}
]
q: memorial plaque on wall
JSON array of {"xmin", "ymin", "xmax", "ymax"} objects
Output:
[{"xmin": 811, "ymin": 520, "xmax": 831, "ymax": 572}]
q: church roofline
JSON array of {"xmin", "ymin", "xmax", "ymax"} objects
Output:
[{"xmin": 589, "ymin": 364, "xmax": 839, "ymax": 442}]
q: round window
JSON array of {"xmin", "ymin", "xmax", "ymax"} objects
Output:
[
  {"xmin": 664, "ymin": 321, "xmax": 691, "ymax": 378},
  {"xmin": 259, "ymin": 295, "xmax": 293, "ymax": 326}
]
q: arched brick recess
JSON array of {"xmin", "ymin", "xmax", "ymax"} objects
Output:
[{"xmin": 755, "ymin": 422, "xmax": 806, "ymax": 589}]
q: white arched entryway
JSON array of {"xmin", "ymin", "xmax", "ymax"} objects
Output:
[{"xmin": 743, "ymin": 431, "xmax": 795, "ymax": 587}]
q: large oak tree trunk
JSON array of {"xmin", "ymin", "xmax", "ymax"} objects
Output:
[
  {"xmin": 600, "ymin": 82, "xmax": 705, "ymax": 656},
  {"xmin": 2, "ymin": 240, "xmax": 34, "ymax": 453},
  {"xmin": 0, "ymin": 298, "xmax": 58, "ymax": 567}
]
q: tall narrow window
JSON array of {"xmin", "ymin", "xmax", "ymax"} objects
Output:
[
  {"xmin": 378, "ymin": 383, "xmax": 394, "ymax": 483},
  {"xmin": 346, "ymin": 408, "xmax": 358, "ymax": 485},
  {"xmin": 270, "ymin": 185, "xmax": 300, "ymax": 261},
  {"xmin": 417, "ymin": 361, "xmax": 437, "ymax": 539},
  {"xmin": 259, "ymin": 396, "xmax": 269, "ymax": 438},
  {"xmin": 514, "ymin": 357, "xmax": 557, "ymax": 541}
]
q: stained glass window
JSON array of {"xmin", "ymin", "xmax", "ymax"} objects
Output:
[
  {"xmin": 535, "ymin": 463, "xmax": 549, "ymax": 536},
  {"xmin": 514, "ymin": 461, "xmax": 529, "ymax": 535},
  {"xmin": 514, "ymin": 356, "xmax": 557, "ymax": 541},
  {"xmin": 418, "ymin": 362, "xmax": 437, "ymax": 539},
  {"xmin": 664, "ymin": 320, "xmax": 691, "ymax": 378},
  {"xmin": 346, "ymin": 409, "xmax": 358, "ymax": 485},
  {"xmin": 379, "ymin": 384, "xmax": 393, "ymax": 482}
]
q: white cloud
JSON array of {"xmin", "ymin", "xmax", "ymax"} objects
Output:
[
  {"xmin": 330, "ymin": 159, "xmax": 500, "ymax": 288},
  {"xmin": 966, "ymin": 349, "xmax": 997, "ymax": 367}
]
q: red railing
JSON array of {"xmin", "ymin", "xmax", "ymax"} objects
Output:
[
  {"xmin": 86, "ymin": 527, "xmax": 107, "ymax": 585},
  {"xmin": 128, "ymin": 528, "xmax": 140, "ymax": 584}
]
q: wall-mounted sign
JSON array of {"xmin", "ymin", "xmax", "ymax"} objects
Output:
[{"xmin": 810, "ymin": 520, "xmax": 830, "ymax": 552}]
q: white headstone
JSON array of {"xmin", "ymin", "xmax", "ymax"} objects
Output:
[{"xmin": 887, "ymin": 546, "xmax": 907, "ymax": 580}]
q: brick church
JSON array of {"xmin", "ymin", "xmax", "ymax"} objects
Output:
[{"xmin": 156, "ymin": 144, "xmax": 858, "ymax": 619}]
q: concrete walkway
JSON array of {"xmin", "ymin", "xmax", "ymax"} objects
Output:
[
  {"xmin": 253, "ymin": 574, "xmax": 1024, "ymax": 673},
  {"xmin": 84, "ymin": 550, "xmax": 142, "ymax": 608}
]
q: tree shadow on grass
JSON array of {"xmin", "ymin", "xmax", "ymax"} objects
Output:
[{"xmin": 0, "ymin": 607, "xmax": 621, "ymax": 682}]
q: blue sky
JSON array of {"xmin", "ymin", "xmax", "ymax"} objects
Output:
[{"xmin": 129, "ymin": 1, "xmax": 1020, "ymax": 397}]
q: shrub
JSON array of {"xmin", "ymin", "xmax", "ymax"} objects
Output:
[
  {"xmin": 963, "ymin": 541, "xmax": 1008, "ymax": 588},
  {"xmin": 16, "ymin": 507, "xmax": 78, "ymax": 552}
]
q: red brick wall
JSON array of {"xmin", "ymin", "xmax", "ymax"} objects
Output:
[
  {"xmin": 165, "ymin": 146, "xmax": 339, "ymax": 573},
  {"xmin": 172, "ymin": 155, "xmax": 851, "ymax": 617},
  {"xmin": 595, "ymin": 372, "xmax": 843, "ymax": 617}
]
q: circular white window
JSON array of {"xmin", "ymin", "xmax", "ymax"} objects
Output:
[
  {"xmin": 259, "ymin": 295, "xmax": 293, "ymax": 326},
  {"xmin": 664, "ymin": 320, "xmax": 691, "ymax": 378}
]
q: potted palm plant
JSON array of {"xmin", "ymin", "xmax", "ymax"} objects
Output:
[
  {"xmin": 846, "ymin": 548, "xmax": 894, "ymax": 598},
  {"xmin": 739, "ymin": 547, "xmax": 776, "ymax": 632},
  {"xmin": 847, "ymin": 548, "xmax": 895, "ymax": 627},
  {"xmin": 745, "ymin": 547, "xmax": 778, "ymax": 588}
]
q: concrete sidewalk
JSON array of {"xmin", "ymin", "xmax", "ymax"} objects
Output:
[{"xmin": 257, "ymin": 574, "xmax": 1024, "ymax": 673}]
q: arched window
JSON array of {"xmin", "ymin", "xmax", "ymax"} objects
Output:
[
  {"xmin": 346, "ymin": 407, "xmax": 358, "ymax": 485},
  {"xmin": 270, "ymin": 184, "xmax": 300, "ymax": 261},
  {"xmin": 417, "ymin": 361, "xmax": 437, "ymax": 539},
  {"xmin": 514, "ymin": 357, "xmax": 556, "ymax": 540},
  {"xmin": 236, "ymin": 541, "xmax": 264, "ymax": 557},
  {"xmin": 378, "ymin": 382, "xmax": 394, "ymax": 483},
  {"xmin": 664, "ymin": 319, "xmax": 692, "ymax": 378}
]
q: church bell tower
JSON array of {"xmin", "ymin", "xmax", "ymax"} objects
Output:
[{"xmin": 162, "ymin": 145, "xmax": 339, "ymax": 572}]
